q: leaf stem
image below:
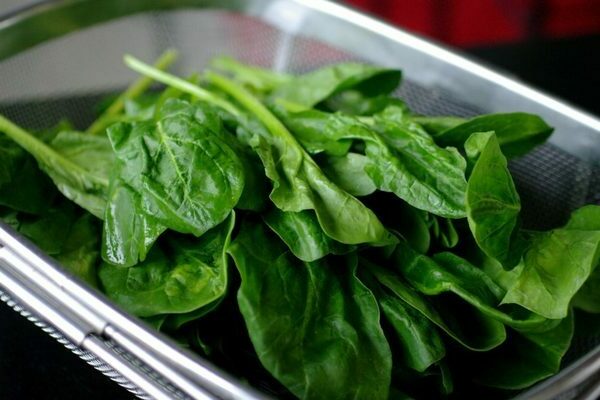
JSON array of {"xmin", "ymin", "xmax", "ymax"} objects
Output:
[
  {"xmin": 205, "ymin": 71, "xmax": 297, "ymax": 143},
  {"xmin": 123, "ymin": 55, "xmax": 241, "ymax": 117},
  {"xmin": 0, "ymin": 114, "xmax": 108, "ymax": 188},
  {"xmin": 86, "ymin": 49, "xmax": 179, "ymax": 135},
  {"xmin": 210, "ymin": 56, "xmax": 290, "ymax": 90}
]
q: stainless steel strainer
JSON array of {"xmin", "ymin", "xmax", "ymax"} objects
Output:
[{"xmin": 1, "ymin": 1, "xmax": 600, "ymax": 399}]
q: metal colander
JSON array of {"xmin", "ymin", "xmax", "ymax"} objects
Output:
[{"xmin": 1, "ymin": 1, "xmax": 599, "ymax": 399}]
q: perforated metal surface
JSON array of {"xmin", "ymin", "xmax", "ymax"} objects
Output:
[{"xmin": 0, "ymin": 7, "xmax": 599, "ymax": 400}]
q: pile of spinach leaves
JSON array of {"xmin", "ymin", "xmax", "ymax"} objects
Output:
[{"xmin": 1, "ymin": 51, "xmax": 599, "ymax": 399}]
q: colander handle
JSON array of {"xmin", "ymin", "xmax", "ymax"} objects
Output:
[
  {"xmin": 0, "ymin": 247, "xmax": 191, "ymax": 400},
  {"xmin": 0, "ymin": 223, "xmax": 266, "ymax": 400}
]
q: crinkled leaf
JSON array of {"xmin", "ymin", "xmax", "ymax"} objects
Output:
[
  {"xmin": 106, "ymin": 99, "xmax": 244, "ymax": 236},
  {"xmin": 270, "ymin": 62, "xmax": 401, "ymax": 109},
  {"xmin": 47, "ymin": 131, "xmax": 114, "ymax": 217},
  {"xmin": 99, "ymin": 213, "xmax": 234, "ymax": 317},
  {"xmin": 208, "ymin": 73, "xmax": 394, "ymax": 246},
  {"xmin": 229, "ymin": 221, "xmax": 392, "ymax": 400},
  {"xmin": 102, "ymin": 167, "xmax": 165, "ymax": 267},
  {"xmin": 278, "ymin": 109, "xmax": 467, "ymax": 218}
]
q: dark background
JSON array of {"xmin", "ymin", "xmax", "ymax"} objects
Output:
[{"xmin": 1, "ymin": 0, "xmax": 599, "ymax": 399}]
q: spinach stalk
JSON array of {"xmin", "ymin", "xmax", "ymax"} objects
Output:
[
  {"xmin": 0, "ymin": 117, "xmax": 109, "ymax": 220},
  {"xmin": 206, "ymin": 71, "xmax": 394, "ymax": 246},
  {"xmin": 123, "ymin": 55, "xmax": 241, "ymax": 116},
  {"xmin": 86, "ymin": 49, "xmax": 179, "ymax": 135}
]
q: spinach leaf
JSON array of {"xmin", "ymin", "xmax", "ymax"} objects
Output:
[
  {"xmin": 277, "ymin": 108, "xmax": 467, "ymax": 218},
  {"xmin": 162, "ymin": 299, "xmax": 222, "ymax": 331},
  {"xmin": 465, "ymin": 132, "xmax": 524, "ymax": 268},
  {"xmin": 468, "ymin": 311, "xmax": 574, "ymax": 389},
  {"xmin": 0, "ymin": 136, "xmax": 57, "ymax": 214},
  {"xmin": 320, "ymin": 153, "xmax": 377, "ymax": 197},
  {"xmin": 380, "ymin": 296, "xmax": 445, "ymax": 372},
  {"xmin": 432, "ymin": 113, "xmax": 553, "ymax": 158},
  {"xmin": 99, "ymin": 213, "xmax": 234, "ymax": 317},
  {"xmin": 105, "ymin": 99, "xmax": 244, "ymax": 237},
  {"xmin": 323, "ymin": 92, "xmax": 407, "ymax": 116},
  {"xmin": 427, "ymin": 215, "xmax": 459, "ymax": 249},
  {"xmin": 361, "ymin": 271, "xmax": 445, "ymax": 373},
  {"xmin": 574, "ymin": 269, "xmax": 600, "ymax": 313},
  {"xmin": 263, "ymin": 209, "xmax": 352, "ymax": 262},
  {"xmin": 211, "ymin": 56, "xmax": 291, "ymax": 92},
  {"xmin": 411, "ymin": 116, "xmax": 466, "ymax": 136},
  {"xmin": 0, "ymin": 116, "xmax": 111, "ymax": 218},
  {"xmin": 207, "ymin": 72, "xmax": 394, "ymax": 246},
  {"xmin": 393, "ymin": 242, "xmax": 554, "ymax": 331},
  {"xmin": 502, "ymin": 206, "xmax": 600, "ymax": 319},
  {"xmin": 563, "ymin": 204, "xmax": 600, "ymax": 230},
  {"xmin": 102, "ymin": 169, "xmax": 165, "ymax": 267},
  {"xmin": 366, "ymin": 260, "xmax": 507, "ymax": 351},
  {"xmin": 56, "ymin": 213, "xmax": 101, "ymax": 287},
  {"xmin": 229, "ymin": 221, "xmax": 392, "ymax": 400},
  {"xmin": 369, "ymin": 116, "xmax": 467, "ymax": 218},
  {"xmin": 17, "ymin": 204, "xmax": 77, "ymax": 255},
  {"xmin": 269, "ymin": 62, "xmax": 401, "ymax": 109}
]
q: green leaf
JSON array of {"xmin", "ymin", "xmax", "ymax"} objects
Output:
[
  {"xmin": 366, "ymin": 259, "xmax": 507, "ymax": 351},
  {"xmin": 17, "ymin": 204, "xmax": 78, "ymax": 255},
  {"xmin": 393, "ymin": 243, "xmax": 554, "ymax": 331},
  {"xmin": 0, "ymin": 136, "xmax": 57, "ymax": 214},
  {"xmin": 411, "ymin": 116, "xmax": 465, "ymax": 136},
  {"xmin": 99, "ymin": 213, "xmax": 234, "ymax": 317},
  {"xmin": 324, "ymin": 92, "xmax": 408, "ymax": 116},
  {"xmin": 361, "ymin": 271, "xmax": 445, "ymax": 372},
  {"xmin": 469, "ymin": 311, "xmax": 574, "ymax": 389},
  {"xmin": 208, "ymin": 73, "xmax": 394, "ymax": 247},
  {"xmin": 270, "ymin": 62, "xmax": 401, "ymax": 109},
  {"xmin": 102, "ymin": 170, "xmax": 165, "ymax": 267},
  {"xmin": 106, "ymin": 99, "xmax": 245, "ymax": 237},
  {"xmin": 369, "ymin": 116, "xmax": 467, "ymax": 218},
  {"xmin": 320, "ymin": 153, "xmax": 377, "ymax": 197},
  {"xmin": 465, "ymin": 132, "xmax": 524, "ymax": 268},
  {"xmin": 427, "ymin": 215, "xmax": 459, "ymax": 249},
  {"xmin": 56, "ymin": 213, "xmax": 101, "ymax": 287},
  {"xmin": 432, "ymin": 113, "xmax": 553, "ymax": 158},
  {"xmin": 229, "ymin": 221, "xmax": 392, "ymax": 400},
  {"xmin": 263, "ymin": 208, "xmax": 352, "ymax": 262},
  {"xmin": 211, "ymin": 56, "xmax": 291, "ymax": 92},
  {"xmin": 161, "ymin": 299, "xmax": 222, "ymax": 331},
  {"xmin": 48, "ymin": 131, "xmax": 114, "ymax": 218},
  {"xmin": 0, "ymin": 116, "xmax": 110, "ymax": 218},
  {"xmin": 502, "ymin": 206, "xmax": 600, "ymax": 319},
  {"xmin": 277, "ymin": 109, "xmax": 467, "ymax": 218},
  {"xmin": 574, "ymin": 269, "xmax": 600, "ymax": 313}
]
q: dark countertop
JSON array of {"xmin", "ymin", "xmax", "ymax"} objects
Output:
[{"xmin": 1, "ymin": 34, "xmax": 598, "ymax": 400}]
